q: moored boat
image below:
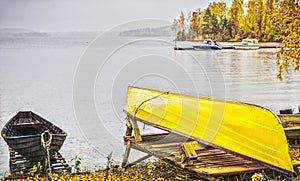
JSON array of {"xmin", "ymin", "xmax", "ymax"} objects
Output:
[
  {"xmin": 193, "ymin": 39, "xmax": 222, "ymax": 50},
  {"xmin": 234, "ymin": 38, "xmax": 259, "ymax": 50},
  {"xmin": 1, "ymin": 111, "xmax": 67, "ymax": 163},
  {"xmin": 278, "ymin": 112, "xmax": 300, "ymax": 146}
]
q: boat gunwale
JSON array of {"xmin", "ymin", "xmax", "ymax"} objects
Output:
[
  {"xmin": 2, "ymin": 133, "xmax": 67, "ymax": 139},
  {"xmin": 1, "ymin": 111, "xmax": 67, "ymax": 138}
]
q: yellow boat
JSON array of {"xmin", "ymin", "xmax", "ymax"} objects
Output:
[{"xmin": 124, "ymin": 86, "xmax": 293, "ymax": 173}]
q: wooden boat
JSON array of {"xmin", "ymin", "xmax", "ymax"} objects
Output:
[
  {"xmin": 234, "ymin": 38, "xmax": 259, "ymax": 50},
  {"xmin": 278, "ymin": 114, "xmax": 300, "ymax": 146},
  {"xmin": 278, "ymin": 114, "xmax": 300, "ymax": 128},
  {"xmin": 193, "ymin": 39, "xmax": 222, "ymax": 50},
  {"xmin": 124, "ymin": 86, "xmax": 294, "ymax": 174},
  {"xmin": 284, "ymin": 126, "xmax": 300, "ymax": 139},
  {"xmin": 1, "ymin": 111, "xmax": 67, "ymax": 163}
]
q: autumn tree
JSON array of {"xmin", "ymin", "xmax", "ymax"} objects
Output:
[
  {"xmin": 171, "ymin": 19, "xmax": 179, "ymax": 38},
  {"xmin": 273, "ymin": 0, "xmax": 300, "ymax": 79},
  {"xmin": 211, "ymin": 2, "xmax": 228, "ymax": 40},
  {"xmin": 262, "ymin": 0, "xmax": 277, "ymax": 41},
  {"xmin": 244, "ymin": 0, "xmax": 264, "ymax": 40},
  {"xmin": 178, "ymin": 11, "xmax": 187, "ymax": 40},
  {"xmin": 229, "ymin": 0, "xmax": 244, "ymax": 40},
  {"xmin": 189, "ymin": 11, "xmax": 201, "ymax": 40},
  {"xmin": 210, "ymin": 2, "xmax": 227, "ymax": 40},
  {"xmin": 201, "ymin": 7, "xmax": 213, "ymax": 38}
]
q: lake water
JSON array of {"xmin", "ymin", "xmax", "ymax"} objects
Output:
[{"xmin": 0, "ymin": 32, "xmax": 299, "ymax": 175}]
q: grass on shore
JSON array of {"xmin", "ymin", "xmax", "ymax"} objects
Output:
[
  {"xmin": 2, "ymin": 160, "xmax": 300, "ymax": 181},
  {"xmin": 2, "ymin": 160, "xmax": 202, "ymax": 181}
]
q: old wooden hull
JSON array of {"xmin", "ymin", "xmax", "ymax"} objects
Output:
[
  {"xmin": 4, "ymin": 134, "xmax": 66, "ymax": 162},
  {"xmin": 1, "ymin": 111, "xmax": 67, "ymax": 163}
]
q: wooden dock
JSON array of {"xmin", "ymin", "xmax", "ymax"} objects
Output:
[
  {"xmin": 122, "ymin": 116, "xmax": 300, "ymax": 180},
  {"xmin": 174, "ymin": 42, "xmax": 281, "ymax": 50}
]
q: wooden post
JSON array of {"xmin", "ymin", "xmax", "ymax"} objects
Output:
[
  {"xmin": 125, "ymin": 117, "xmax": 133, "ymax": 137},
  {"xmin": 122, "ymin": 140, "xmax": 132, "ymax": 167},
  {"xmin": 129, "ymin": 117, "xmax": 142, "ymax": 142},
  {"xmin": 127, "ymin": 154, "xmax": 152, "ymax": 167}
]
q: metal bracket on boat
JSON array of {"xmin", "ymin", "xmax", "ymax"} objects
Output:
[{"xmin": 131, "ymin": 91, "xmax": 169, "ymax": 142}]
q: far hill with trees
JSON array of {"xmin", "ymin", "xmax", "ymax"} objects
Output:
[
  {"xmin": 171, "ymin": 0, "xmax": 299, "ymax": 79},
  {"xmin": 119, "ymin": 26, "xmax": 172, "ymax": 37}
]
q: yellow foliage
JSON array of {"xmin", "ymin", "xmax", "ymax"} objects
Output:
[
  {"xmin": 273, "ymin": 0, "xmax": 300, "ymax": 79},
  {"xmin": 3, "ymin": 161, "xmax": 201, "ymax": 181}
]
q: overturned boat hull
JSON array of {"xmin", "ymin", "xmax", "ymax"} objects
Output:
[{"xmin": 124, "ymin": 86, "xmax": 293, "ymax": 173}]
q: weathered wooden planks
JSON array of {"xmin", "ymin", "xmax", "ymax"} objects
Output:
[
  {"xmin": 123, "ymin": 132, "xmax": 269, "ymax": 176},
  {"xmin": 8, "ymin": 147, "xmax": 69, "ymax": 176}
]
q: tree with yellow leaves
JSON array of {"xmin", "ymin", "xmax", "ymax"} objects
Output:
[
  {"xmin": 228, "ymin": 0, "xmax": 245, "ymax": 40},
  {"xmin": 189, "ymin": 11, "xmax": 201, "ymax": 40},
  {"xmin": 262, "ymin": 0, "xmax": 277, "ymax": 41},
  {"xmin": 273, "ymin": 0, "xmax": 300, "ymax": 79},
  {"xmin": 207, "ymin": 2, "xmax": 228, "ymax": 41},
  {"xmin": 171, "ymin": 19, "xmax": 179, "ymax": 38},
  {"xmin": 202, "ymin": 7, "xmax": 213, "ymax": 38},
  {"xmin": 244, "ymin": 0, "xmax": 264, "ymax": 40},
  {"xmin": 178, "ymin": 11, "xmax": 187, "ymax": 40}
]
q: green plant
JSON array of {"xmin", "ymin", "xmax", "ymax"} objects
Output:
[
  {"xmin": 70, "ymin": 155, "xmax": 81, "ymax": 173},
  {"xmin": 224, "ymin": 35, "xmax": 231, "ymax": 41}
]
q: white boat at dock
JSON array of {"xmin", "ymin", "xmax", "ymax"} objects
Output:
[
  {"xmin": 234, "ymin": 39, "xmax": 259, "ymax": 50},
  {"xmin": 193, "ymin": 39, "xmax": 222, "ymax": 50}
]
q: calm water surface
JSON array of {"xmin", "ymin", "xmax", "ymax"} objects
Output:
[{"xmin": 0, "ymin": 33, "xmax": 299, "ymax": 175}]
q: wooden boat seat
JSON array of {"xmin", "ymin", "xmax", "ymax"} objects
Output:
[
  {"xmin": 14, "ymin": 118, "xmax": 40, "ymax": 125},
  {"xmin": 181, "ymin": 141, "xmax": 203, "ymax": 164},
  {"xmin": 13, "ymin": 118, "xmax": 41, "ymax": 129},
  {"xmin": 12, "ymin": 119, "xmax": 42, "ymax": 135}
]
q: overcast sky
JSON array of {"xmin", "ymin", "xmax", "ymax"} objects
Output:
[{"xmin": 0, "ymin": 0, "xmax": 231, "ymax": 32}]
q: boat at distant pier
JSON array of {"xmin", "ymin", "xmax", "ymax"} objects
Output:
[
  {"xmin": 193, "ymin": 39, "xmax": 222, "ymax": 50},
  {"xmin": 234, "ymin": 38, "xmax": 259, "ymax": 50}
]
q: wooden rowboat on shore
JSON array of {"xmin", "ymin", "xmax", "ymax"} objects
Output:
[{"xmin": 1, "ymin": 111, "xmax": 67, "ymax": 164}]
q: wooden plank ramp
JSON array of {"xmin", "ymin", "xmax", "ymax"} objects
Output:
[{"xmin": 123, "ymin": 133, "xmax": 266, "ymax": 176}]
